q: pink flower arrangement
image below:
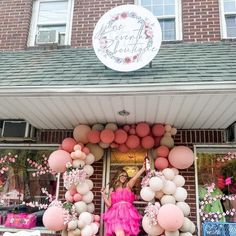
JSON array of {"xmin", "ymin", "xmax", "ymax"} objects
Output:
[{"xmin": 144, "ymin": 202, "xmax": 161, "ymax": 225}]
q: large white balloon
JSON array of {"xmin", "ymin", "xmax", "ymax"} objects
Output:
[
  {"xmin": 85, "ymin": 179, "xmax": 94, "ymax": 190},
  {"xmin": 67, "ymin": 220, "xmax": 78, "ymax": 230},
  {"xmin": 176, "ymin": 202, "xmax": 191, "ymax": 216},
  {"xmin": 77, "ymin": 182, "xmax": 90, "ymax": 195},
  {"xmin": 91, "ymin": 222, "xmax": 99, "ymax": 234},
  {"xmin": 77, "ymin": 219, "xmax": 86, "ymax": 229},
  {"xmin": 160, "ymin": 195, "xmax": 176, "ymax": 205},
  {"xmin": 84, "ymin": 165, "xmax": 94, "ymax": 177},
  {"xmin": 162, "ymin": 168, "xmax": 175, "ymax": 180},
  {"xmin": 79, "ymin": 212, "xmax": 93, "ymax": 225},
  {"xmin": 74, "ymin": 201, "xmax": 88, "ymax": 214},
  {"xmin": 142, "ymin": 215, "xmax": 164, "ymax": 236},
  {"xmin": 149, "ymin": 176, "xmax": 163, "ymax": 192},
  {"xmin": 81, "ymin": 225, "xmax": 94, "ymax": 236},
  {"xmin": 189, "ymin": 221, "xmax": 196, "ymax": 234},
  {"xmin": 173, "ymin": 187, "xmax": 188, "ymax": 202},
  {"xmin": 162, "ymin": 180, "xmax": 177, "ymax": 195},
  {"xmin": 140, "ymin": 187, "xmax": 155, "ymax": 202},
  {"xmin": 87, "ymin": 203, "xmax": 95, "ymax": 213},
  {"xmin": 180, "ymin": 217, "xmax": 192, "ymax": 232},
  {"xmin": 173, "ymin": 175, "xmax": 185, "ymax": 187},
  {"xmin": 179, "ymin": 233, "xmax": 193, "ymax": 236},
  {"xmin": 82, "ymin": 191, "xmax": 94, "ymax": 203}
]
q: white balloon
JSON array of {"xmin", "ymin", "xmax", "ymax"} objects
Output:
[
  {"xmin": 142, "ymin": 214, "xmax": 164, "ymax": 236},
  {"xmin": 160, "ymin": 195, "xmax": 176, "ymax": 205},
  {"xmin": 82, "ymin": 191, "xmax": 94, "ymax": 203},
  {"xmin": 85, "ymin": 153, "xmax": 95, "ymax": 165},
  {"xmin": 180, "ymin": 217, "xmax": 192, "ymax": 232},
  {"xmin": 162, "ymin": 168, "xmax": 175, "ymax": 180},
  {"xmin": 84, "ymin": 165, "xmax": 94, "ymax": 177},
  {"xmin": 140, "ymin": 187, "xmax": 155, "ymax": 202},
  {"xmin": 165, "ymin": 230, "xmax": 180, "ymax": 236},
  {"xmin": 171, "ymin": 168, "xmax": 179, "ymax": 175},
  {"xmin": 189, "ymin": 221, "xmax": 196, "ymax": 234},
  {"xmin": 81, "ymin": 225, "xmax": 94, "ymax": 236},
  {"xmin": 77, "ymin": 182, "xmax": 90, "ymax": 195},
  {"xmin": 173, "ymin": 187, "xmax": 188, "ymax": 202},
  {"xmin": 173, "ymin": 175, "xmax": 185, "ymax": 187},
  {"xmin": 90, "ymin": 222, "xmax": 99, "ymax": 234},
  {"xmin": 79, "ymin": 212, "xmax": 93, "ymax": 225},
  {"xmin": 85, "ymin": 179, "xmax": 94, "ymax": 190},
  {"xmin": 179, "ymin": 233, "xmax": 193, "ymax": 236},
  {"xmin": 87, "ymin": 203, "xmax": 95, "ymax": 213},
  {"xmin": 67, "ymin": 220, "xmax": 78, "ymax": 230},
  {"xmin": 162, "ymin": 180, "xmax": 176, "ymax": 195},
  {"xmin": 72, "ymin": 159, "xmax": 85, "ymax": 168},
  {"xmin": 149, "ymin": 176, "xmax": 163, "ymax": 192},
  {"xmin": 74, "ymin": 201, "xmax": 88, "ymax": 214},
  {"xmin": 176, "ymin": 202, "xmax": 191, "ymax": 216},
  {"xmin": 105, "ymin": 123, "xmax": 118, "ymax": 131}
]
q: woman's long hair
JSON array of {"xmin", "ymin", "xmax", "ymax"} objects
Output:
[{"xmin": 110, "ymin": 168, "xmax": 129, "ymax": 190}]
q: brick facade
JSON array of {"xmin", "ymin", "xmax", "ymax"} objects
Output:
[{"xmin": 0, "ymin": 0, "xmax": 224, "ymax": 51}]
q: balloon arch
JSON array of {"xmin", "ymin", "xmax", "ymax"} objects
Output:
[{"xmin": 43, "ymin": 122, "xmax": 195, "ymax": 236}]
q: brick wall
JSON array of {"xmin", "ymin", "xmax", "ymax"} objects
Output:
[
  {"xmin": 71, "ymin": 0, "xmax": 134, "ymax": 47},
  {"xmin": 182, "ymin": 0, "xmax": 221, "ymax": 42},
  {"xmin": 0, "ymin": 0, "xmax": 32, "ymax": 51},
  {"xmin": 0, "ymin": 0, "xmax": 225, "ymax": 51}
]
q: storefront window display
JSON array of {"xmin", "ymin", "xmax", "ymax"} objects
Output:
[
  {"xmin": 195, "ymin": 145, "xmax": 236, "ymax": 235},
  {"xmin": 0, "ymin": 145, "xmax": 58, "ymax": 229}
]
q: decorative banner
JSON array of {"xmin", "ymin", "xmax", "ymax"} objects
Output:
[{"xmin": 93, "ymin": 5, "xmax": 162, "ymax": 72}]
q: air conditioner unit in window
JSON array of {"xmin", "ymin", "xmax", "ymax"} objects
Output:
[
  {"xmin": 226, "ymin": 122, "xmax": 236, "ymax": 142},
  {"xmin": 0, "ymin": 120, "xmax": 36, "ymax": 141},
  {"xmin": 36, "ymin": 30, "xmax": 59, "ymax": 44}
]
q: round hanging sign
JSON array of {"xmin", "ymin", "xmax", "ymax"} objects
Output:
[{"xmin": 92, "ymin": 5, "xmax": 162, "ymax": 72}]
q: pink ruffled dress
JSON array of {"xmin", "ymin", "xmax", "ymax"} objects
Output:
[{"xmin": 103, "ymin": 187, "xmax": 142, "ymax": 236}]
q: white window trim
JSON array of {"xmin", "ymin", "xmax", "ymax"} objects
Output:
[
  {"xmin": 28, "ymin": 0, "xmax": 74, "ymax": 46},
  {"xmin": 219, "ymin": 0, "xmax": 236, "ymax": 39},
  {"xmin": 135, "ymin": 0, "xmax": 182, "ymax": 41}
]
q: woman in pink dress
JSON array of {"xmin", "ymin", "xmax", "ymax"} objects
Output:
[{"xmin": 101, "ymin": 164, "xmax": 145, "ymax": 236}]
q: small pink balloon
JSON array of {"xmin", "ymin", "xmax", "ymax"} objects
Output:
[
  {"xmin": 100, "ymin": 129, "xmax": 115, "ymax": 144},
  {"xmin": 129, "ymin": 128, "xmax": 136, "ymax": 135},
  {"xmin": 155, "ymin": 157, "xmax": 169, "ymax": 170},
  {"xmin": 73, "ymin": 193, "xmax": 82, "ymax": 202},
  {"xmin": 118, "ymin": 144, "xmax": 129, "ymax": 153},
  {"xmin": 87, "ymin": 130, "xmax": 101, "ymax": 144},
  {"xmin": 82, "ymin": 147, "xmax": 90, "ymax": 155},
  {"xmin": 61, "ymin": 138, "xmax": 77, "ymax": 153},
  {"xmin": 168, "ymin": 146, "xmax": 194, "ymax": 169},
  {"xmin": 123, "ymin": 125, "xmax": 130, "ymax": 132},
  {"xmin": 152, "ymin": 124, "xmax": 165, "ymax": 137},
  {"xmin": 48, "ymin": 150, "xmax": 72, "ymax": 173},
  {"xmin": 69, "ymin": 185, "xmax": 77, "ymax": 196},
  {"xmin": 141, "ymin": 136, "xmax": 154, "ymax": 149},
  {"xmin": 136, "ymin": 122, "xmax": 150, "ymax": 137},
  {"xmin": 94, "ymin": 215, "xmax": 100, "ymax": 222},
  {"xmin": 114, "ymin": 129, "xmax": 128, "ymax": 144},
  {"xmin": 156, "ymin": 145, "xmax": 169, "ymax": 158},
  {"xmin": 157, "ymin": 204, "xmax": 184, "ymax": 231},
  {"xmin": 43, "ymin": 206, "xmax": 66, "ymax": 231},
  {"xmin": 126, "ymin": 135, "xmax": 140, "ymax": 149}
]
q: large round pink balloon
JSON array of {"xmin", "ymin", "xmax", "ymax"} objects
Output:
[
  {"xmin": 157, "ymin": 204, "xmax": 184, "ymax": 231},
  {"xmin": 61, "ymin": 138, "xmax": 77, "ymax": 153},
  {"xmin": 126, "ymin": 135, "xmax": 140, "ymax": 149},
  {"xmin": 100, "ymin": 129, "xmax": 115, "ymax": 144},
  {"xmin": 114, "ymin": 129, "xmax": 128, "ymax": 144},
  {"xmin": 141, "ymin": 136, "xmax": 154, "ymax": 149},
  {"xmin": 168, "ymin": 146, "xmax": 194, "ymax": 169},
  {"xmin": 87, "ymin": 130, "xmax": 101, "ymax": 144},
  {"xmin": 73, "ymin": 124, "xmax": 91, "ymax": 144},
  {"xmin": 43, "ymin": 206, "xmax": 66, "ymax": 231},
  {"xmin": 48, "ymin": 150, "xmax": 72, "ymax": 173},
  {"xmin": 152, "ymin": 124, "xmax": 165, "ymax": 137},
  {"xmin": 136, "ymin": 122, "xmax": 150, "ymax": 137}
]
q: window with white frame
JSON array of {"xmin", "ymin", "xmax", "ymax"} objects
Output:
[
  {"xmin": 221, "ymin": 0, "xmax": 236, "ymax": 38},
  {"xmin": 138, "ymin": 0, "xmax": 182, "ymax": 41},
  {"xmin": 28, "ymin": 0, "xmax": 73, "ymax": 46}
]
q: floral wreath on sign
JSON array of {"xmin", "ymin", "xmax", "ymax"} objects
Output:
[{"xmin": 99, "ymin": 11, "xmax": 154, "ymax": 64}]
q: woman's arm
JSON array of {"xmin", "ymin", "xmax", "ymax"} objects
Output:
[
  {"xmin": 127, "ymin": 164, "xmax": 145, "ymax": 189},
  {"xmin": 101, "ymin": 188, "xmax": 112, "ymax": 208}
]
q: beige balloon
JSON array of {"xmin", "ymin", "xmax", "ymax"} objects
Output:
[
  {"xmin": 73, "ymin": 124, "xmax": 91, "ymax": 144},
  {"xmin": 86, "ymin": 143, "xmax": 104, "ymax": 161}
]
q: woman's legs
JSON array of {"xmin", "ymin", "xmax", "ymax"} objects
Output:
[{"xmin": 115, "ymin": 229, "xmax": 125, "ymax": 236}]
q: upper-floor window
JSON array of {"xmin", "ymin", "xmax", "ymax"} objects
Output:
[
  {"xmin": 220, "ymin": 0, "xmax": 236, "ymax": 38},
  {"xmin": 138, "ymin": 0, "xmax": 182, "ymax": 41},
  {"xmin": 28, "ymin": 0, "xmax": 73, "ymax": 46}
]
